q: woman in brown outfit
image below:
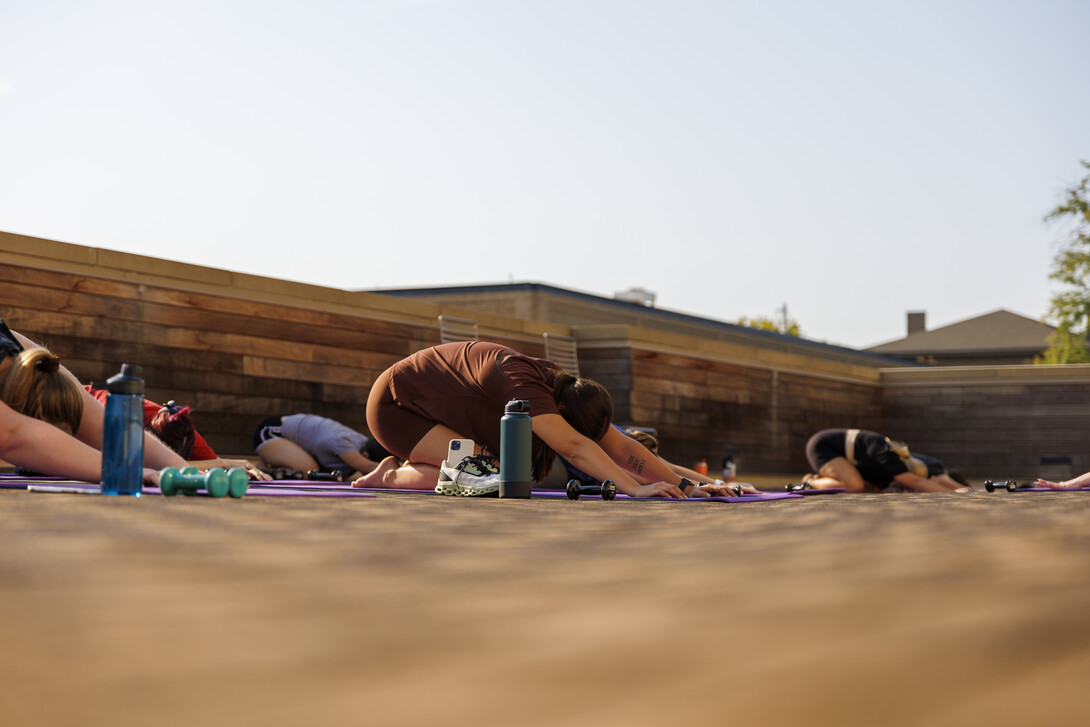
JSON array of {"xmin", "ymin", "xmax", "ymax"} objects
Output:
[{"xmin": 353, "ymin": 341, "xmax": 731, "ymax": 498}]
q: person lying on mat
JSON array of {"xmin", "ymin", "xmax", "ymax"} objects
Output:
[
  {"xmin": 1, "ymin": 319, "xmax": 208, "ymax": 476},
  {"xmin": 1035, "ymin": 471, "xmax": 1090, "ymax": 490},
  {"xmin": 254, "ymin": 413, "xmax": 392, "ymax": 478},
  {"xmin": 0, "ymin": 327, "xmax": 162, "ymax": 485},
  {"xmin": 83, "ymin": 386, "xmax": 270, "ymax": 480},
  {"xmin": 351, "ymin": 340, "xmax": 735, "ymax": 498},
  {"xmin": 798, "ymin": 428, "xmax": 973, "ymax": 493}
]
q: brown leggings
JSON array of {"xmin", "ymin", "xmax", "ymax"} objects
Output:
[{"xmin": 365, "ymin": 368, "xmax": 438, "ymax": 460}]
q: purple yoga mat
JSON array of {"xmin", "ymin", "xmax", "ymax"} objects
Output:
[
  {"xmin": 1011, "ymin": 486, "xmax": 1090, "ymax": 493},
  {"xmin": 257, "ymin": 480, "xmax": 365, "ymax": 490},
  {"xmin": 530, "ymin": 489, "xmax": 803, "ymax": 503},
  {"xmin": 0, "ymin": 479, "xmax": 91, "ymax": 489},
  {"xmin": 340, "ymin": 483, "xmax": 804, "ymax": 502},
  {"xmin": 215, "ymin": 486, "xmax": 374, "ymax": 498},
  {"xmin": 796, "ymin": 487, "xmax": 846, "ymax": 496},
  {"xmin": 1, "ymin": 478, "xmax": 375, "ymax": 498}
]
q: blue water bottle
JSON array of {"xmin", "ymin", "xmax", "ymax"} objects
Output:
[
  {"xmin": 101, "ymin": 363, "xmax": 145, "ymax": 496},
  {"xmin": 499, "ymin": 399, "xmax": 532, "ymax": 498}
]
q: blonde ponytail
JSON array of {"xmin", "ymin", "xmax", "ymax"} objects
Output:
[{"xmin": 0, "ymin": 347, "xmax": 84, "ymax": 435}]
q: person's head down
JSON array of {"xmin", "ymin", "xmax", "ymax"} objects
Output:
[
  {"xmin": 149, "ymin": 401, "xmax": 196, "ymax": 459},
  {"xmin": 529, "ymin": 370, "xmax": 614, "ymax": 481},
  {"xmin": 0, "ymin": 347, "xmax": 84, "ymax": 435}
]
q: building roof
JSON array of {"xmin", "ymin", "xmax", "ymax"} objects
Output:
[
  {"xmin": 867, "ymin": 309, "xmax": 1054, "ymax": 356},
  {"xmin": 373, "ymin": 281, "xmax": 914, "ymax": 368}
]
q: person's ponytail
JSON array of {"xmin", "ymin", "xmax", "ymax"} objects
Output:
[
  {"xmin": 550, "ymin": 369, "xmax": 613, "ymax": 442},
  {"xmin": 149, "ymin": 401, "xmax": 197, "ymax": 459},
  {"xmin": 527, "ymin": 369, "xmax": 614, "ymax": 482},
  {"xmin": 0, "ymin": 348, "xmax": 84, "ymax": 435}
]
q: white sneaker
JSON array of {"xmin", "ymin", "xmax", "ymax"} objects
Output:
[
  {"xmin": 435, "ymin": 468, "xmax": 460, "ymax": 496},
  {"xmin": 437, "ymin": 454, "xmax": 501, "ymax": 497}
]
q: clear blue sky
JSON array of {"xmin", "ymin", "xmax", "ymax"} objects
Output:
[{"xmin": 1, "ymin": 0, "xmax": 1087, "ymax": 349}]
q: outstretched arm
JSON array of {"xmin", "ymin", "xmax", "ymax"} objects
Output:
[
  {"xmin": 600, "ymin": 428, "xmax": 750, "ymax": 496},
  {"xmin": 189, "ymin": 458, "xmax": 273, "ymax": 481},
  {"xmin": 532, "ymin": 414, "xmax": 687, "ymax": 498},
  {"xmin": 1036, "ymin": 470, "xmax": 1090, "ymax": 490},
  {"xmin": 336, "ymin": 450, "xmax": 381, "ymax": 475},
  {"xmin": 661, "ymin": 459, "xmax": 759, "ymax": 495},
  {"xmin": 0, "ymin": 400, "xmax": 157, "ymax": 484},
  {"xmin": 0, "ymin": 400, "xmax": 102, "ymax": 481}
]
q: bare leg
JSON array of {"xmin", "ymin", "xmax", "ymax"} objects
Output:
[
  {"xmin": 809, "ymin": 457, "xmax": 866, "ymax": 492},
  {"xmin": 351, "ymin": 424, "xmax": 476, "ymax": 490},
  {"xmin": 256, "ymin": 438, "xmax": 320, "ymax": 472}
]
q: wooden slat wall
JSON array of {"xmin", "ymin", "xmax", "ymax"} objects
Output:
[
  {"xmin": 1, "ymin": 262, "xmax": 429, "ymax": 454},
  {"xmin": 9, "ymin": 232, "xmax": 1090, "ymax": 479},
  {"xmin": 0, "ymin": 242, "xmax": 549, "ymax": 457},
  {"xmin": 881, "ymin": 367, "xmax": 1090, "ymax": 478}
]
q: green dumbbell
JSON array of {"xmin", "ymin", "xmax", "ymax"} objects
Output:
[{"xmin": 159, "ymin": 466, "xmax": 249, "ymax": 498}]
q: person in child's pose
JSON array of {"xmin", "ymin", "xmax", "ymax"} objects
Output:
[
  {"xmin": 0, "ymin": 320, "xmax": 163, "ymax": 484},
  {"xmin": 83, "ymin": 386, "xmax": 270, "ymax": 480},
  {"xmin": 352, "ymin": 341, "xmax": 735, "ymax": 498},
  {"xmin": 254, "ymin": 413, "xmax": 391, "ymax": 477},
  {"xmin": 800, "ymin": 428, "xmax": 972, "ymax": 493}
]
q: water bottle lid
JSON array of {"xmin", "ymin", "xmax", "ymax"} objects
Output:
[
  {"xmin": 106, "ymin": 363, "xmax": 145, "ymax": 395},
  {"xmin": 504, "ymin": 399, "xmax": 530, "ymax": 414}
]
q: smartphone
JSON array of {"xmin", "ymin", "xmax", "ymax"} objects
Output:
[{"xmin": 446, "ymin": 439, "xmax": 474, "ymax": 467}]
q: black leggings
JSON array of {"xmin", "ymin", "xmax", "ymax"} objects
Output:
[{"xmin": 805, "ymin": 429, "xmax": 847, "ymax": 472}]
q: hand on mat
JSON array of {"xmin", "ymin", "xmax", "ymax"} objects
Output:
[
  {"xmin": 698, "ymin": 481, "xmax": 757, "ymax": 497},
  {"xmin": 729, "ymin": 481, "xmax": 761, "ymax": 495},
  {"xmin": 241, "ymin": 463, "xmax": 273, "ymax": 481},
  {"xmin": 1036, "ymin": 478, "xmax": 1071, "ymax": 490},
  {"xmin": 189, "ymin": 459, "xmax": 273, "ymax": 481},
  {"xmin": 141, "ymin": 468, "xmax": 161, "ymax": 487},
  {"xmin": 637, "ymin": 481, "xmax": 689, "ymax": 498},
  {"xmin": 696, "ymin": 482, "xmax": 740, "ymax": 497}
]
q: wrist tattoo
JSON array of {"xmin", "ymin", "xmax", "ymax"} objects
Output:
[{"xmin": 627, "ymin": 455, "xmax": 645, "ymax": 475}]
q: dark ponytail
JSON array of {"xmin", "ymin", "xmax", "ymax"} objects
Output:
[
  {"xmin": 528, "ymin": 369, "xmax": 615, "ymax": 482},
  {"xmin": 551, "ymin": 370, "xmax": 613, "ymax": 441}
]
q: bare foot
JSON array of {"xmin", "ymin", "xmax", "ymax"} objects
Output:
[{"xmin": 351, "ymin": 456, "xmax": 398, "ymax": 488}]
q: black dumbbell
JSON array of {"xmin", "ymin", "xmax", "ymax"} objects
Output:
[
  {"xmin": 306, "ymin": 470, "xmax": 345, "ymax": 482},
  {"xmin": 983, "ymin": 479, "xmax": 1018, "ymax": 493},
  {"xmin": 566, "ymin": 479, "xmax": 617, "ymax": 500},
  {"xmin": 269, "ymin": 468, "xmax": 306, "ymax": 480}
]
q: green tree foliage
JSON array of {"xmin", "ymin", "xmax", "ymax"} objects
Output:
[
  {"xmin": 1039, "ymin": 161, "xmax": 1090, "ymax": 364},
  {"xmin": 736, "ymin": 315, "xmax": 801, "ymax": 337}
]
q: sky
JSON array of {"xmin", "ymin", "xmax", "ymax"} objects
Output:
[{"xmin": 1, "ymin": 0, "xmax": 1087, "ymax": 350}]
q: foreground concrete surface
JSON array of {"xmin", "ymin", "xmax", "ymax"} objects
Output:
[{"xmin": 2, "ymin": 487, "xmax": 1089, "ymax": 727}]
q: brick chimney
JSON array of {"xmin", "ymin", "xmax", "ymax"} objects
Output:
[{"xmin": 907, "ymin": 311, "xmax": 926, "ymax": 335}]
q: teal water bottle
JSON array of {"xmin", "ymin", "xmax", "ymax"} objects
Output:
[
  {"xmin": 499, "ymin": 399, "xmax": 532, "ymax": 498},
  {"xmin": 101, "ymin": 363, "xmax": 145, "ymax": 496}
]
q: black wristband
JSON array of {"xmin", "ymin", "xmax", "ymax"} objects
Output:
[{"xmin": 678, "ymin": 478, "xmax": 694, "ymax": 493}]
